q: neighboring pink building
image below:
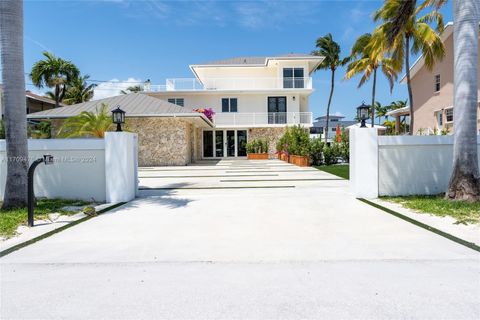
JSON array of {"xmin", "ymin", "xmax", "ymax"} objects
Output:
[{"xmin": 400, "ymin": 23, "xmax": 480, "ymax": 135}]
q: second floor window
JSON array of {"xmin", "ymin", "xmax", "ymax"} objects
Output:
[
  {"xmin": 168, "ymin": 98, "xmax": 184, "ymax": 107},
  {"xmin": 434, "ymin": 74, "xmax": 441, "ymax": 92},
  {"xmin": 283, "ymin": 68, "xmax": 304, "ymax": 88},
  {"xmin": 446, "ymin": 109, "xmax": 453, "ymax": 122},
  {"xmin": 222, "ymin": 98, "xmax": 237, "ymax": 112}
]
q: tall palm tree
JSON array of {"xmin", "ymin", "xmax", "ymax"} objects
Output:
[
  {"xmin": 447, "ymin": 0, "xmax": 480, "ymax": 201},
  {"xmin": 374, "ymin": 0, "xmax": 446, "ymax": 134},
  {"xmin": 63, "ymin": 75, "xmax": 96, "ymax": 105},
  {"xmin": 58, "ymin": 104, "xmax": 113, "ymax": 138},
  {"xmin": 312, "ymin": 33, "xmax": 349, "ymax": 143},
  {"xmin": 0, "ymin": 0, "xmax": 29, "ymax": 208},
  {"xmin": 30, "ymin": 51, "xmax": 79, "ymax": 108},
  {"xmin": 121, "ymin": 85, "xmax": 143, "ymax": 95},
  {"xmin": 345, "ymin": 32, "xmax": 401, "ymax": 127}
]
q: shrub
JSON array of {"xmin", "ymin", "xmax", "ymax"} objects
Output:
[
  {"xmin": 337, "ymin": 128, "xmax": 349, "ymax": 162},
  {"xmin": 309, "ymin": 138, "xmax": 324, "ymax": 166},
  {"xmin": 0, "ymin": 120, "xmax": 5, "ymax": 139},
  {"xmin": 323, "ymin": 144, "xmax": 339, "ymax": 165},
  {"xmin": 246, "ymin": 138, "xmax": 269, "ymax": 154},
  {"xmin": 281, "ymin": 125, "xmax": 310, "ymax": 156}
]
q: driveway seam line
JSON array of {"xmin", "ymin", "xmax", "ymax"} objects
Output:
[
  {"xmin": 359, "ymin": 198, "xmax": 480, "ymax": 253},
  {"xmin": 0, "ymin": 202, "xmax": 127, "ymax": 258}
]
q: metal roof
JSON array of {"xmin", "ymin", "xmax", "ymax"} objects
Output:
[
  {"xmin": 27, "ymin": 93, "xmax": 193, "ymax": 119},
  {"xmin": 25, "ymin": 91, "xmax": 65, "ymax": 107}
]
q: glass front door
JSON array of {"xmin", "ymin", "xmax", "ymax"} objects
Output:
[
  {"xmin": 202, "ymin": 129, "xmax": 248, "ymax": 158},
  {"xmin": 226, "ymin": 130, "xmax": 236, "ymax": 157}
]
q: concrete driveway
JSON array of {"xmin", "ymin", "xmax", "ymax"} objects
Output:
[{"xmin": 1, "ymin": 160, "xmax": 479, "ymax": 319}]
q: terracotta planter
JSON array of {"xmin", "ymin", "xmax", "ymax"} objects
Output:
[
  {"xmin": 278, "ymin": 153, "xmax": 289, "ymax": 162},
  {"xmin": 247, "ymin": 153, "xmax": 269, "ymax": 160},
  {"xmin": 289, "ymin": 155, "xmax": 310, "ymax": 167}
]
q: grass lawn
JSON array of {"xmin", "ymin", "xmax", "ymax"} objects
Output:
[
  {"xmin": 0, "ymin": 198, "xmax": 90, "ymax": 238},
  {"xmin": 315, "ymin": 164, "xmax": 349, "ymax": 180},
  {"xmin": 383, "ymin": 195, "xmax": 480, "ymax": 225}
]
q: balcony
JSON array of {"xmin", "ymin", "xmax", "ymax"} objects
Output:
[
  {"xmin": 147, "ymin": 77, "xmax": 313, "ymax": 92},
  {"xmin": 213, "ymin": 112, "xmax": 313, "ymax": 128}
]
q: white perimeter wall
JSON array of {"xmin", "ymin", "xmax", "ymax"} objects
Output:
[
  {"xmin": 0, "ymin": 132, "xmax": 138, "ymax": 203},
  {"xmin": 350, "ymin": 129, "xmax": 480, "ymax": 198}
]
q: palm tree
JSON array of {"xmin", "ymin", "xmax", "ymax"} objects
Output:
[
  {"xmin": 374, "ymin": 0, "xmax": 446, "ymax": 134},
  {"xmin": 312, "ymin": 33, "xmax": 349, "ymax": 143},
  {"xmin": 446, "ymin": 0, "xmax": 480, "ymax": 201},
  {"xmin": 30, "ymin": 51, "xmax": 80, "ymax": 108},
  {"xmin": 345, "ymin": 32, "xmax": 400, "ymax": 127},
  {"xmin": 0, "ymin": 0, "xmax": 29, "ymax": 208},
  {"xmin": 63, "ymin": 75, "xmax": 96, "ymax": 105},
  {"xmin": 58, "ymin": 104, "xmax": 113, "ymax": 138},
  {"xmin": 374, "ymin": 102, "xmax": 389, "ymax": 125},
  {"xmin": 121, "ymin": 85, "xmax": 143, "ymax": 95}
]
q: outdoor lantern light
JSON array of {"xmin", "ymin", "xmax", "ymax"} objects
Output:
[
  {"xmin": 111, "ymin": 106, "xmax": 126, "ymax": 132},
  {"xmin": 356, "ymin": 102, "xmax": 370, "ymax": 128}
]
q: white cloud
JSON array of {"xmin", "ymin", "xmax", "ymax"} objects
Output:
[{"xmin": 93, "ymin": 77, "xmax": 142, "ymax": 100}]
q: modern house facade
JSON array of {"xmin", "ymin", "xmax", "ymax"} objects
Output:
[
  {"xmin": 401, "ymin": 23, "xmax": 480, "ymax": 135},
  {"xmin": 27, "ymin": 54, "xmax": 323, "ymax": 166},
  {"xmin": 310, "ymin": 114, "xmax": 356, "ymax": 141},
  {"xmin": 145, "ymin": 54, "xmax": 322, "ymax": 159}
]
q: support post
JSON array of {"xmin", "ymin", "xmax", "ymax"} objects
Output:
[{"xmin": 27, "ymin": 158, "xmax": 44, "ymax": 227}]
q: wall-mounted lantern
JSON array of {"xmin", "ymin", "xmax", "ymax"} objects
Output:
[
  {"xmin": 356, "ymin": 102, "xmax": 370, "ymax": 128},
  {"xmin": 111, "ymin": 106, "xmax": 126, "ymax": 132}
]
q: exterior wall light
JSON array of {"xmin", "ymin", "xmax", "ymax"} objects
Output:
[
  {"xmin": 357, "ymin": 102, "xmax": 370, "ymax": 128},
  {"xmin": 112, "ymin": 106, "xmax": 126, "ymax": 132}
]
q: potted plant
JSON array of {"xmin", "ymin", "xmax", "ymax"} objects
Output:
[
  {"xmin": 279, "ymin": 125, "xmax": 311, "ymax": 167},
  {"xmin": 246, "ymin": 138, "xmax": 269, "ymax": 160}
]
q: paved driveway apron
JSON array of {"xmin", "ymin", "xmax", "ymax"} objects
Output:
[{"xmin": 1, "ymin": 160, "xmax": 479, "ymax": 319}]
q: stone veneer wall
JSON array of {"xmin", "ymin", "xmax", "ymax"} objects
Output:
[
  {"xmin": 127, "ymin": 117, "xmax": 194, "ymax": 167},
  {"xmin": 248, "ymin": 127, "xmax": 287, "ymax": 158}
]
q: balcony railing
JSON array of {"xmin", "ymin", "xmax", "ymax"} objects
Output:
[
  {"xmin": 147, "ymin": 77, "xmax": 313, "ymax": 92},
  {"xmin": 214, "ymin": 112, "xmax": 313, "ymax": 127}
]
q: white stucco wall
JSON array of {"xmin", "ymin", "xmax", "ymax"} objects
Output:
[
  {"xmin": 350, "ymin": 129, "xmax": 480, "ymax": 198},
  {"xmin": 0, "ymin": 139, "xmax": 106, "ymax": 202},
  {"xmin": 378, "ymin": 136, "xmax": 480, "ymax": 196},
  {"xmin": 0, "ymin": 133, "xmax": 138, "ymax": 203}
]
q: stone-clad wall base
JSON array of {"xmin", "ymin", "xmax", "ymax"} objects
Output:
[
  {"xmin": 128, "ymin": 118, "xmax": 193, "ymax": 167},
  {"xmin": 249, "ymin": 127, "xmax": 287, "ymax": 158}
]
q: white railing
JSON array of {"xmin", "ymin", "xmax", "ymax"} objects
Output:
[
  {"xmin": 214, "ymin": 112, "xmax": 312, "ymax": 127},
  {"xmin": 147, "ymin": 77, "xmax": 313, "ymax": 91}
]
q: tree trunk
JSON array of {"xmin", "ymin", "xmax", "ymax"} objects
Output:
[
  {"xmin": 447, "ymin": 0, "xmax": 480, "ymax": 201},
  {"xmin": 371, "ymin": 67, "xmax": 377, "ymax": 128},
  {"xmin": 0, "ymin": 0, "xmax": 29, "ymax": 208},
  {"xmin": 325, "ymin": 68, "xmax": 335, "ymax": 144},
  {"xmin": 54, "ymin": 84, "xmax": 60, "ymax": 108},
  {"xmin": 405, "ymin": 36, "xmax": 415, "ymax": 135}
]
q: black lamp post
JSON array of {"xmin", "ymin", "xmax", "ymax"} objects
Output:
[
  {"xmin": 112, "ymin": 106, "xmax": 126, "ymax": 132},
  {"xmin": 357, "ymin": 102, "xmax": 370, "ymax": 128}
]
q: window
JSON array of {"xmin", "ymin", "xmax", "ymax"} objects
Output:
[
  {"xmin": 332, "ymin": 127, "xmax": 337, "ymax": 132},
  {"xmin": 167, "ymin": 98, "xmax": 184, "ymax": 107},
  {"xmin": 283, "ymin": 68, "xmax": 304, "ymax": 88},
  {"xmin": 221, "ymin": 98, "xmax": 237, "ymax": 112},
  {"xmin": 446, "ymin": 109, "xmax": 453, "ymax": 122},
  {"xmin": 434, "ymin": 75, "xmax": 441, "ymax": 92},
  {"xmin": 330, "ymin": 119, "xmax": 338, "ymax": 122}
]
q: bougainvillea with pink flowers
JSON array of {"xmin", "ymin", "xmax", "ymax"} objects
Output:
[{"xmin": 193, "ymin": 108, "xmax": 215, "ymax": 121}]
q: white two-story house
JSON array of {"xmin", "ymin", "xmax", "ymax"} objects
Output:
[
  {"xmin": 145, "ymin": 54, "xmax": 323, "ymax": 159},
  {"xmin": 27, "ymin": 54, "xmax": 323, "ymax": 166}
]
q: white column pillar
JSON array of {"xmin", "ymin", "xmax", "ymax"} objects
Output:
[
  {"xmin": 104, "ymin": 132, "xmax": 138, "ymax": 203},
  {"xmin": 349, "ymin": 128, "xmax": 379, "ymax": 199}
]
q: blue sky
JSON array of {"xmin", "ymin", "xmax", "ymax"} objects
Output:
[{"xmin": 21, "ymin": 0, "xmax": 453, "ymax": 119}]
